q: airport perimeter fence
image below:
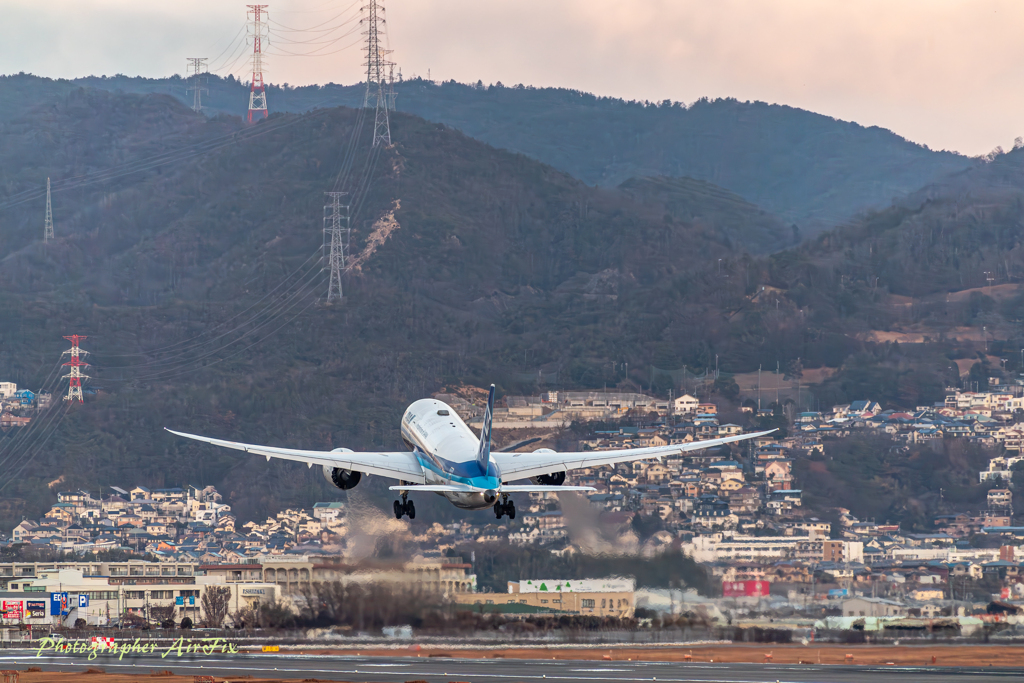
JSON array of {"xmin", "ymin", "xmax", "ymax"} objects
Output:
[{"xmin": 3, "ymin": 624, "xmax": 1021, "ymax": 648}]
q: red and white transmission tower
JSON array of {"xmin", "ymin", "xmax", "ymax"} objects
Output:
[
  {"xmin": 61, "ymin": 335, "xmax": 89, "ymax": 403},
  {"xmin": 247, "ymin": 5, "xmax": 269, "ymax": 123}
]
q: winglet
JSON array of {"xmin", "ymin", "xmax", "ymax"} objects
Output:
[{"xmin": 476, "ymin": 384, "xmax": 495, "ymax": 470}]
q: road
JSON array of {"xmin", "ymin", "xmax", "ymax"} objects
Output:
[{"xmin": 1, "ymin": 652, "xmax": 1022, "ymax": 682}]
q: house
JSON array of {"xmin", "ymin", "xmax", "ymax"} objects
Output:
[
  {"xmin": 673, "ymin": 395, "xmax": 700, "ymax": 415},
  {"xmin": 988, "ymin": 489, "xmax": 1012, "ymax": 510},
  {"xmin": 848, "ymin": 400, "xmax": 882, "ymax": 416},
  {"xmin": 764, "ymin": 460, "xmax": 793, "ymax": 490},
  {"xmin": 842, "ymin": 596, "xmax": 906, "ymax": 617},
  {"xmin": 719, "ymin": 478, "xmax": 744, "ymax": 494},
  {"xmin": 717, "ymin": 424, "xmax": 743, "ymax": 437},
  {"xmin": 12, "ymin": 520, "xmax": 38, "ymax": 543}
]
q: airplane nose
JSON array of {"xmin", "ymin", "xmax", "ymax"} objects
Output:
[{"xmin": 484, "ymin": 489, "xmax": 498, "ymax": 504}]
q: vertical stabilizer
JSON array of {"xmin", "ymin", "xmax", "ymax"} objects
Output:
[{"xmin": 476, "ymin": 384, "xmax": 495, "ymax": 470}]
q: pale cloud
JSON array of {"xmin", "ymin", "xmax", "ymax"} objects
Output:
[{"xmin": 2, "ymin": 0, "xmax": 1023, "ymax": 155}]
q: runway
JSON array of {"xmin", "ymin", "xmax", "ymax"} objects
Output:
[{"xmin": 1, "ymin": 652, "xmax": 1022, "ymax": 682}]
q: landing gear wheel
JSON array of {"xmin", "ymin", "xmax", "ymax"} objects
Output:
[
  {"xmin": 393, "ymin": 500, "xmax": 403, "ymax": 519},
  {"xmin": 507, "ymin": 502, "xmax": 516, "ymax": 520},
  {"xmin": 405, "ymin": 500, "xmax": 416, "ymax": 520},
  {"xmin": 494, "ymin": 502, "xmax": 505, "ymax": 519}
]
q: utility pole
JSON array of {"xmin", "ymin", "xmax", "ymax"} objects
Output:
[
  {"xmin": 61, "ymin": 335, "xmax": 89, "ymax": 403},
  {"xmin": 44, "ymin": 177, "xmax": 53, "ymax": 242},
  {"xmin": 362, "ymin": 0, "xmax": 393, "ymax": 146},
  {"xmin": 324, "ymin": 192, "xmax": 350, "ymax": 303},
  {"xmin": 186, "ymin": 57, "xmax": 208, "ymax": 113},
  {"xmin": 247, "ymin": 5, "xmax": 269, "ymax": 123}
]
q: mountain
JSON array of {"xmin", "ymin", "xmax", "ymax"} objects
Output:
[
  {"xmin": 0, "ymin": 74, "xmax": 974, "ymax": 235},
  {"xmin": 0, "ymin": 86, "xmax": 792, "ymax": 529},
  {"xmin": 0, "ymin": 82, "xmax": 1017, "ymax": 534}
]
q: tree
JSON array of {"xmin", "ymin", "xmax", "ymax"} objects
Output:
[
  {"xmin": 180, "ymin": 616, "xmax": 193, "ymax": 629},
  {"xmin": 150, "ymin": 604, "xmax": 174, "ymax": 628},
  {"xmin": 201, "ymin": 587, "xmax": 232, "ymax": 628}
]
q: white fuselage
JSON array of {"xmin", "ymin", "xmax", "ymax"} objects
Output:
[{"xmin": 400, "ymin": 399, "xmax": 501, "ymax": 509}]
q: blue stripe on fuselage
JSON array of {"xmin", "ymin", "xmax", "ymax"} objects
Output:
[{"xmin": 415, "ymin": 447, "xmax": 500, "ymax": 489}]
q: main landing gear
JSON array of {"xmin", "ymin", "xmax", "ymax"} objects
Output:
[
  {"xmin": 495, "ymin": 494, "xmax": 516, "ymax": 520},
  {"xmin": 394, "ymin": 491, "xmax": 415, "ymax": 520}
]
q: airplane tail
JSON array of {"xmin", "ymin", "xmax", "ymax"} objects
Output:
[{"xmin": 476, "ymin": 384, "xmax": 495, "ymax": 470}]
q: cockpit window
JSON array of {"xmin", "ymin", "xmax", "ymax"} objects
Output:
[{"xmin": 437, "ymin": 409, "xmax": 450, "ymax": 416}]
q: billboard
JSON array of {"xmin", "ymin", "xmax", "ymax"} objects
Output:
[
  {"xmin": 513, "ymin": 578, "xmax": 636, "ymax": 594},
  {"xmin": 722, "ymin": 580, "xmax": 770, "ymax": 598},
  {"xmin": 50, "ymin": 592, "xmax": 68, "ymax": 616},
  {"xmin": 2, "ymin": 600, "xmax": 23, "ymax": 620},
  {"xmin": 26, "ymin": 601, "xmax": 46, "ymax": 618}
]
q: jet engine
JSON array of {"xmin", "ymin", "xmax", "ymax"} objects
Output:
[
  {"xmin": 528, "ymin": 449, "xmax": 565, "ymax": 486},
  {"xmin": 322, "ymin": 448, "xmax": 361, "ymax": 490}
]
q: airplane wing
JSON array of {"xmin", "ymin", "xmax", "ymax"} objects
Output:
[
  {"xmin": 500, "ymin": 485, "xmax": 596, "ymax": 492},
  {"xmin": 165, "ymin": 428, "xmax": 425, "ymax": 483},
  {"xmin": 494, "ymin": 429, "xmax": 776, "ymax": 482},
  {"xmin": 389, "ymin": 484, "xmax": 473, "ymax": 492}
]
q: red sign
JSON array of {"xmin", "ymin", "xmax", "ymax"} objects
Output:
[
  {"xmin": 722, "ymin": 580, "xmax": 770, "ymax": 598},
  {"xmin": 2, "ymin": 600, "xmax": 23, "ymax": 620}
]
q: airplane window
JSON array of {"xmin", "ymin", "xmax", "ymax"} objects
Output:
[{"xmin": 437, "ymin": 410, "xmax": 450, "ymax": 416}]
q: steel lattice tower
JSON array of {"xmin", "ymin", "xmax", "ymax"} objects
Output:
[
  {"xmin": 387, "ymin": 63, "xmax": 397, "ymax": 112},
  {"xmin": 187, "ymin": 57, "xmax": 208, "ymax": 113},
  {"xmin": 247, "ymin": 5, "xmax": 269, "ymax": 123},
  {"xmin": 324, "ymin": 192, "xmax": 350, "ymax": 302},
  {"xmin": 44, "ymin": 177, "xmax": 53, "ymax": 243},
  {"xmin": 362, "ymin": 0, "xmax": 393, "ymax": 146},
  {"xmin": 61, "ymin": 335, "xmax": 89, "ymax": 403}
]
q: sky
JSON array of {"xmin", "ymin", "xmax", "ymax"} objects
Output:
[{"xmin": 3, "ymin": 0, "xmax": 1024, "ymax": 156}]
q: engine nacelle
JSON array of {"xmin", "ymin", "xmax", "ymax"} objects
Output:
[
  {"xmin": 322, "ymin": 449, "xmax": 361, "ymax": 490},
  {"xmin": 528, "ymin": 449, "xmax": 565, "ymax": 486}
]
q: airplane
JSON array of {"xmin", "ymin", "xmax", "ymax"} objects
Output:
[{"xmin": 167, "ymin": 385, "xmax": 774, "ymax": 520}]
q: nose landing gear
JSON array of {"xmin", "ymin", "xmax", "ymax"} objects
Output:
[
  {"xmin": 394, "ymin": 491, "xmax": 415, "ymax": 520},
  {"xmin": 494, "ymin": 494, "xmax": 516, "ymax": 520}
]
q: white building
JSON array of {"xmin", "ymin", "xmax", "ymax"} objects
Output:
[
  {"xmin": 0, "ymin": 563, "xmax": 278, "ymax": 627},
  {"xmin": 683, "ymin": 534, "xmax": 807, "ymax": 562},
  {"xmin": 673, "ymin": 394, "xmax": 700, "ymax": 415}
]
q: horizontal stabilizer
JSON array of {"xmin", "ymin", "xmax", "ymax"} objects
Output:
[
  {"xmin": 500, "ymin": 485, "xmax": 596, "ymax": 492},
  {"xmin": 388, "ymin": 484, "xmax": 475, "ymax": 492}
]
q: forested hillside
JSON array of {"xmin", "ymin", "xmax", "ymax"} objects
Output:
[
  {"xmin": 0, "ymin": 87, "xmax": 790, "ymax": 529},
  {"xmin": 0, "ymin": 73, "xmax": 974, "ymax": 233},
  {"xmin": 0, "ymin": 82, "xmax": 1020, "ymax": 533}
]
